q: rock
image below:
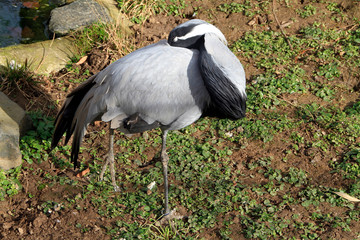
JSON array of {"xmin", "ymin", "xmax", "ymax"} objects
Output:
[
  {"xmin": 49, "ymin": 0, "xmax": 112, "ymax": 36},
  {"xmin": 17, "ymin": 227, "xmax": 24, "ymax": 235},
  {"xmin": 0, "ymin": 92, "xmax": 32, "ymax": 137},
  {"xmin": 0, "ymin": 37, "xmax": 77, "ymax": 75},
  {"xmin": 98, "ymin": 0, "xmax": 133, "ymax": 33},
  {"xmin": 0, "ymin": 92, "xmax": 32, "ymax": 170},
  {"xmin": 49, "ymin": 0, "xmax": 76, "ymax": 6},
  {"xmin": 0, "ymin": 110, "xmax": 22, "ymax": 170},
  {"xmin": 2, "ymin": 222, "xmax": 14, "ymax": 230},
  {"xmin": 33, "ymin": 214, "xmax": 47, "ymax": 228}
]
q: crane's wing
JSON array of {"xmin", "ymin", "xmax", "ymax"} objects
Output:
[
  {"xmin": 81, "ymin": 40, "xmax": 210, "ymax": 127},
  {"xmin": 199, "ymin": 33, "xmax": 246, "ymax": 119}
]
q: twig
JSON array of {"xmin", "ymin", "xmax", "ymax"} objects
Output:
[
  {"xmin": 294, "ymin": 48, "xmax": 314, "ymax": 63},
  {"xmin": 272, "ymin": 0, "xmax": 293, "ymax": 50},
  {"xmin": 50, "ymin": 32, "xmax": 56, "ymax": 48},
  {"xmin": 34, "ymin": 43, "xmax": 46, "ymax": 73}
]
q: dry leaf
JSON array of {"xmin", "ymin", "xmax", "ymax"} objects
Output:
[
  {"xmin": 76, "ymin": 56, "xmax": 88, "ymax": 65},
  {"xmin": 147, "ymin": 181, "xmax": 156, "ymax": 190},
  {"xmin": 76, "ymin": 168, "xmax": 90, "ymax": 178},
  {"xmin": 248, "ymin": 16, "xmax": 258, "ymax": 26},
  {"xmin": 334, "ymin": 192, "xmax": 360, "ymax": 202},
  {"xmin": 280, "ymin": 20, "xmax": 294, "ymax": 28}
]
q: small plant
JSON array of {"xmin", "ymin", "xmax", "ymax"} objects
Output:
[
  {"xmin": 0, "ymin": 166, "xmax": 22, "ymax": 201},
  {"xmin": 218, "ymin": 2, "xmax": 248, "ymax": 14},
  {"xmin": 20, "ymin": 112, "xmax": 54, "ymax": 164},
  {"xmin": 0, "ymin": 59, "xmax": 34, "ymax": 93},
  {"xmin": 296, "ymin": 4, "xmax": 317, "ymax": 18},
  {"xmin": 41, "ymin": 200, "xmax": 63, "ymax": 214},
  {"xmin": 331, "ymin": 145, "xmax": 360, "ymax": 179}
]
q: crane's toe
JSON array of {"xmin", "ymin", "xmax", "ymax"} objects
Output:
[
  {"xmin": 98, "ymin": 151, "xmax": 120, "ymax": 192},
  {"xmin": 157, "ymin": 208, "xmax": 185, "ymax": 225},
  {"xmin": 99, "ymin": 153, "xmax": 109, "ymax": 181},
  {"xmin": 113, "ymin": 184, "xmax": 121, "ymax": 192}
]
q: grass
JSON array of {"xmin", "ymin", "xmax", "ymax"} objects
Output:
[
  {"xmin": 1, "ymin": 0, "xmax": 360, "ymax": 239},
  {"xmin": 115, "ymin": 0, "xmax": 188, "ymax": 24},
  {"xmin": 0, "ymin": 59, "xmax": 34, "ymax": 93}
]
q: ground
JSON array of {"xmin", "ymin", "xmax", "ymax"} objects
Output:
[{"xmin": 1, "ymin": 0, "xmax": 360, "ymax": 239}]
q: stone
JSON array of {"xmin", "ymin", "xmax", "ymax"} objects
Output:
[
  {"xmin": 49, "ymin": 0, "xmax": 112, "ymax": 36},
  {"xmin": 0, "ymin": 109, "xmax": 22, "ymax": 170},
  {"xmin": 0, "ymin": 92, "xmax": 32, "ymax": 170},
  {"xmin": 49, "ymin": 0, "xmax": 76, "ymax": 6},
  {"xmin": 0, "ymin": 92, "xmax": 32, "ymax": 137},
  {"xmin": 0, "ymin": 37, "xmax": 77, "ymax": 75},
  {"xmin": 97, "ymin": 0, "xmax": 133, "ymax": 35}
]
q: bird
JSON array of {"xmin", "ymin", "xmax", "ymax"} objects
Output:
[{"xmin": 51, "ymin": 19, "xmax": 247, "ymax": 217}]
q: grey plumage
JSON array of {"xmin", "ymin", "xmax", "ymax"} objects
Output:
[{"xmin": 52, "ymin": 19, "xmax": 246, "ymax": 217}]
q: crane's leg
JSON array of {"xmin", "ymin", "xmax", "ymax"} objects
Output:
[
  {"xmin": 161, "ymin": 130, "xmax": 170, "ymax": 215},
  {"xmin": 99, "ymin": 127, "xmax": 120, "ymax": 192},
  {"xmin": 161, "ymin": 130, "xmax": 176, "ymax": 216},
  {"xmin": 158, "ymin": 130, "xmax": 184, "ymax": 225}
]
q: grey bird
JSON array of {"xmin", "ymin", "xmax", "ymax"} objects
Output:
[{"xmin": 51, "ymin": 19, "xmax": 246, "ymax": 216}]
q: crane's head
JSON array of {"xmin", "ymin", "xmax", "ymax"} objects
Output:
[{"xmin": 168, "ymin": 19, "xmax": 227, "ymax": 49}]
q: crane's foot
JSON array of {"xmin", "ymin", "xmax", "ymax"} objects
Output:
[
  {"xmin": 99, "ymin": 153, "xmax": 121, "ymax": 192},
  {"xmin": 157, "ymin": 208, "xmax": 184, "ymax": 225}
]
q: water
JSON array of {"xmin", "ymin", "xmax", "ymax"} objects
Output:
[{"xmin": 0, "ymin": 0, "xmax": 56, "ymax": 47}]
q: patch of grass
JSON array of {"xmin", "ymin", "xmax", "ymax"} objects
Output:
[
  {"xmin": 0, "ymin": 59, "xmax": 34, "ymax": 89},
  {"xmin": 20, "ymin": 112, "xmax": 53, "ymax": 165},
  {"xmin": 117, "ymin": 0, "xmax": 156, "ymax": 23},
  {"xmin": 20, "ymin": 112, "xmax": 73, "ymax": 169},
  {"xmin": 218, "ymin": 2, "xmax": 250, "ymax": 14},
  {"xmin": 297, "ymin": 103, "xmax": 360, "ymax": 147},
  {"xmin": 73, "ymin": 23, "xmax": 110, "ymax": 55},
  {"xmin": 218, "ymin": 1, "xmax": 269, "ymax": 17},
  {"xmin": 116, "ymin": 0, "xmax": 188, "ymax": 20},
  {"xmin": 155, "ymin": 0, "xmax": 187, "ymax": 17},
  {"xmin": 72, "ymin": 20, "xmax": 133, "ymax": 65},
  {"xmin": 0, "ymin": 59, "xmax": 41, "ymax": 102}
]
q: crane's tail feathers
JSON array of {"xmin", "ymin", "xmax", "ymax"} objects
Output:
[
  {"xmin": 69, "ymin": 93, "xmax": 99, "ymax": 168},
  {"xmin": 51, "ymin": 74, "xmax": 98, "ymax": 158}
]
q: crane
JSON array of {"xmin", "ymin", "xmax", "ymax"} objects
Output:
[{"xmin": 51, "ymin": 19, "xmax": 246, "ymax": 218}]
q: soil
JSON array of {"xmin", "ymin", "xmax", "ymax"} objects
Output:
[{"xmin": 1, "ymin": 0, "xmax": 360, "ymax": 239}]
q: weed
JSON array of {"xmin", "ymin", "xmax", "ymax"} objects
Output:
[
  {"xmin": 73, "ymin": 20, "xmax": 131, "ymax": 61},
  {"xmin": 296, "ymin": 4, "xmax": 317, "ymax": 18},
  {"xmin": 41, "ymin": 200, "xmax": 63, "ymax": 215},
  {"xmin": 0, "ymin": 59, "xmax": 37, "ymax": 98},
  {"xmin": 0, "ymin": 166, "xmax": 22, "ymax": 201},
  {"xmin": 331, "ymin": 144, "xmax": 360, "ymax": 179}
]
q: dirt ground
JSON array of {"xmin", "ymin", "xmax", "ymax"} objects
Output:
[{"xmin": 1, "ymin": 0, "xmax": 360, "ymax": 239}]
